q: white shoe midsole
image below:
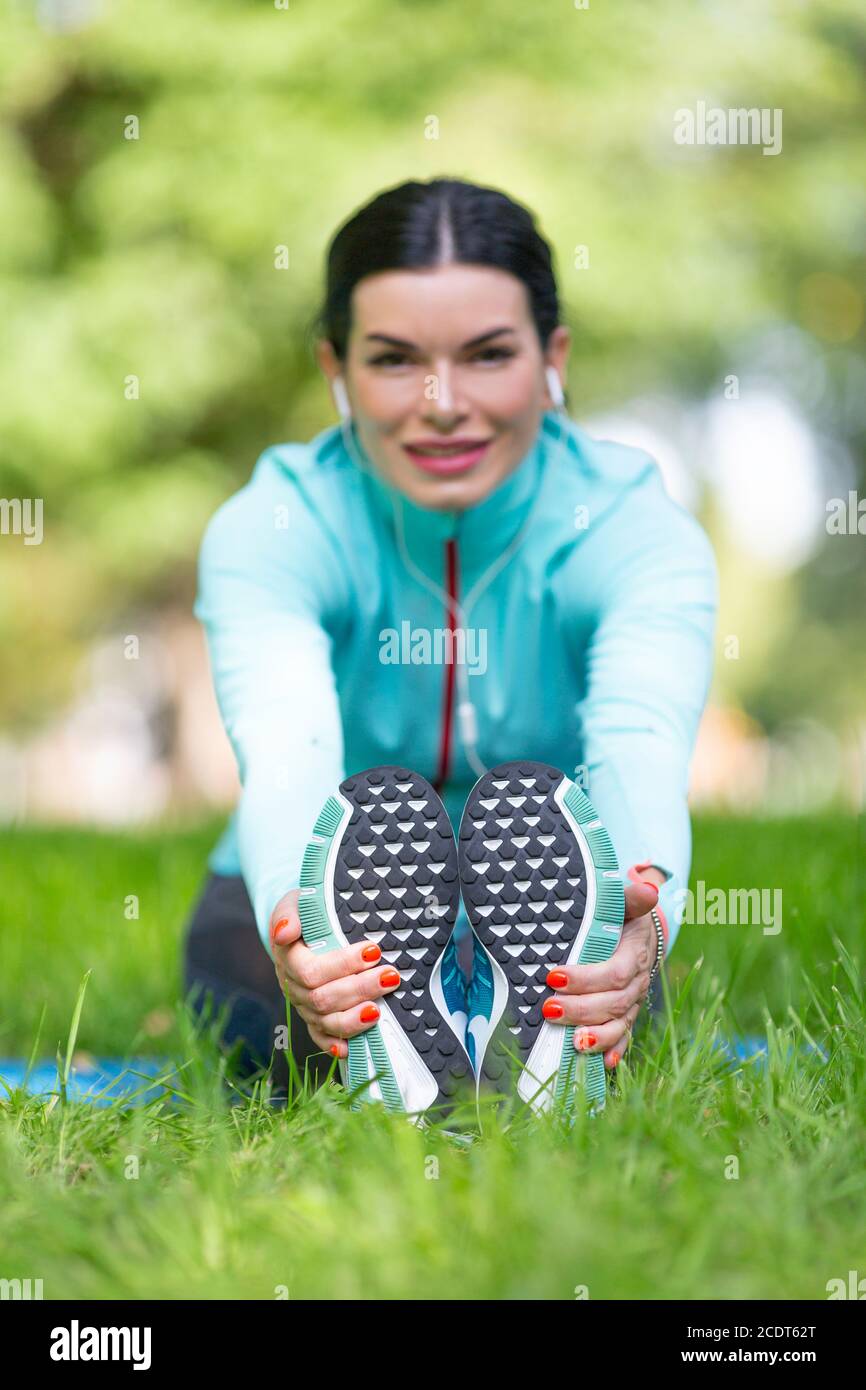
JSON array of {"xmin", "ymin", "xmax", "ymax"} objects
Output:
[
  {"xmin": 319, "ymin": 790, "xmax": 444, "ymax": 1115},
  {"xmin": 517, "ymin": 778, "xmax": 597, "ymax": 1111}
]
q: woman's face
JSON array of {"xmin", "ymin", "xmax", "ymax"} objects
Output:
[{"xmin": 317, "ymin": 263, "xmax": 570, "ymax": 512}]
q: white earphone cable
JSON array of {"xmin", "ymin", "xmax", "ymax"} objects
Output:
[{"xmin": 336, "ymin": 380, "xmax": 569, "ymax": 778}]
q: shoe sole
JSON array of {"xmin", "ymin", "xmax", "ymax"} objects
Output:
[
  {"xmin": 298, "ymin": 765, "xmax": 472, "ymax": 1118},
  {"xmin": 458, "ymin": 760, "xmax": 625, "ymax": 1115}
]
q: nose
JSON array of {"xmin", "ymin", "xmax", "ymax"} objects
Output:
[{"xmin": 422, "ymin": 362, "xmax": 468, "ymax": 424}]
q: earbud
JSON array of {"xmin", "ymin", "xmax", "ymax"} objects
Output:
[
  {"xmin": 545, "ymin": 365, "xmax": 565, "ymax": 410},
  {"xmin": 332, "ymin": 375, "xmax": 351, "ymax": 421}
]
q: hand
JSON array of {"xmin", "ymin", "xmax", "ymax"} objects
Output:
[
  {"xmin": 268, "ymin": 891, "xmax": 401, "ymax": 1058},
  {"xmin": 541, "ymin": 875, "xmax": 662, "ymax": 1071}
]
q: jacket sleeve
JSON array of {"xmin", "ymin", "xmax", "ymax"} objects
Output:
[
  {"xmin": 193, "ymin": 453, "xmax": 348, "ymax": 955},
  {"xmin": 574, "ymin": 483, "xmax": 718, "ymax": 954}
]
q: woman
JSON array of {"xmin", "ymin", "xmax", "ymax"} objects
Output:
[{"xmin": 183, "ymin": 176, "xmax": 717, "ymax": 1112}]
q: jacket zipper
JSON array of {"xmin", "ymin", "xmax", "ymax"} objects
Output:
[{"xmin": 432, "ymin": 537, "xmax": 459, "ymax": 795}]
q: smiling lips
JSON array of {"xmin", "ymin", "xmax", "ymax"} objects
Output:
[{"xmin": 402, "ymin": 438, "xmax": 492, "ymax": 475}]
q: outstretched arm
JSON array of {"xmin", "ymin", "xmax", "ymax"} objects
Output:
[
  {"xmin": 194, "ymin": 455, "xmax": 347, "ymax": 954},
  {"xmin": 578, "ymin": 502, "xmax": 718, "ymax": 956},
  {"xmin": 548, "ymin": 488, "xmax": 718, "ymax": 1067}
]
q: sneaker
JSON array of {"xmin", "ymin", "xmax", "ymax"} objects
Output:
[
  {"xmin": 457, "ymin": 760, "xmax": 625, "ymax": 1115},
  {"xmin": 464, "ymin": 936, "xmax": 495, "ymax": 1074},
  {"xmin": 298, "ymin": 765, "xmax": 473, "ymax": 1117}
]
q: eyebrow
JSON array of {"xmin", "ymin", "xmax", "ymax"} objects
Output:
[{"xmin": 363, "ymin": 326, "xmax": 517, "ymax": 351}]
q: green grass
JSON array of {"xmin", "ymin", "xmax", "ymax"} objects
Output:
[{"xmin": 0, "ymin": 814, "xmax": 864, "ymax": 1300}]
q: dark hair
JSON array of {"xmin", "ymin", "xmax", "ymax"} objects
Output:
[{"xmin": 310, "ymin": 177, "xmax": 562, "ymax": 362}]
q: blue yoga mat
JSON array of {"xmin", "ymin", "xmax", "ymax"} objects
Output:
[
  {"xmin": 0, "ymin": 1057, "xmax": 170, "ymax": 1104},
  {"xmin": 711, "ymin": 1035, "xmax": 828, "ymax": 1065},
  {"xmin": 0, "ymin": 1036, "xmax": 827, "ymax": 1105}
]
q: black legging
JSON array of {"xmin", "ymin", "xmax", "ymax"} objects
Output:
[{"xmin": 182, "ymin": 871, "xmax": 333, "ymax": 1095}]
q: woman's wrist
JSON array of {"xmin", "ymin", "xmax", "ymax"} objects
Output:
[
  {"xmin": 626, "ymin": 862, "xmax": 667, "ymax": 974},
  {"xmin": 635, "ymin": 864, "xmax": 666, "ymax": 890}
]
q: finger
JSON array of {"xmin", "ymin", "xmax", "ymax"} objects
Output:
[
  {"xmin": 571, "ymin": 1001, "xmax": 641, "ymax": 1056},
  {"xmin": 270, "ymin": 892, "xmax": 302, "ymax": 950},
  {"xmin": 603, "ymin": 1005, "xmax": 641, "ymax": 1069},
  {"xmin": 282, "ymin": 937, "xmax": 386, "ymax": 992},
  {"xmin": 305, "ymin": 1024, "xmax": 349, "ymax": 1060},
  {"xmin": 552, "ymin": 936, "xmax": 645, "ymax": 997},
  {"xmin": 271, "ymin": 915, "xmax": 302, "ymax": 950},
  {"xmin": 542, "ymin": 972, "xmax": 646, "ymax": 1027},
  {"xmin": 604, "ymin": 1034, "xmax": 629, "ymax": 1070},
  {"xmin": 624, "ymin": 878, "xmax": 659, "ymax": 922},
  {"xmin": 314, "ymin": 999, "xmax": 383, "ymax": 1040},
  {"xmin": 302, "ymin": 965, "xmax": 402, "ymax": 1020}
]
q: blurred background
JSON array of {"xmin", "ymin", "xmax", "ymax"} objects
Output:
[{"xmin": 1, "ymin": 0, "xmax": 864, "ymax": 835}]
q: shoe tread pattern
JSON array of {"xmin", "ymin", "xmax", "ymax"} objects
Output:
[
  {"xmin": 458, "ymin": 760, "xmax": 590, "ymax": 1085},
  {"xmin": 334, "ymin": 766, "xmax": 470, "ymax": 1099}
]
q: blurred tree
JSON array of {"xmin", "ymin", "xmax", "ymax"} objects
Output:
[{"xmin": 0, "ymin": 0, "xmax": 863, "ymax": 730}]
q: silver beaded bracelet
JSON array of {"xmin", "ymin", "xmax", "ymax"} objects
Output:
[{"xmin": 648, "ymin": 906, "xmax": 665, "ymax": 984}]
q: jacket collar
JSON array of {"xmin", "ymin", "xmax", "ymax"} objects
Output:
[{"xmin": 342, "ymin": 413, "xmax": 564, "ymax": 583}]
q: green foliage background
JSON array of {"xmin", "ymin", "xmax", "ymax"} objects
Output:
[{"xmin": 1, "ymin": 0, "xmax": 864, "ymax": 736}]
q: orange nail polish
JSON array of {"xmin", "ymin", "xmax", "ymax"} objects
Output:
[
  {"xmin": 542, "ymin": 999, "xmax": 564, "ymax": 1020},
  {"xmin": 380, "ymin": 968, "xmax": 400, "ymax": 988},
  {"xmin": 361, "ymin": 943, "xmax": 382, "ymax": 963},
  {"xmin": 360, "ymin": 1003, "xmax": 380, "ymax": 1023},
  {"xmin": 271, "ymin": 917, "xmax": 290, "ymax": 944},
  {"xmin": 547, "ymin": 969, "xmax": 568, "ymax": 989},
  {"xmin": 576, "ymin": 1032, "xmax": 597, "ymax": 1050},
  {"xmin": 329, "ymin": 1044, "xmax": 340, "ymax": 1057},
  {"xmin": 610, "ymin": 1051, "xmax": 620, "ymax": 1067}
]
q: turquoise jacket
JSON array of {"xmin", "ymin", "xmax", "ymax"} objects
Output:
[{"xmin": 193, "ymin": 411, "xmax": 718, "ymax": 957}]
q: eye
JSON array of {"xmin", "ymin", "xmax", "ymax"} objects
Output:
[
  {"xmin": 471, "ymin": 346, "xmax": 516, "ymax": 362},
  {"xmin": 368, "ymin": 351, "xmax": 412, "ymax": 367}
]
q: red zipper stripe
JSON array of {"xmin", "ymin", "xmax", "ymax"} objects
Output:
[{"xmin": 432, "ymin": 538, "xmax": 459, "ymax": 794}]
